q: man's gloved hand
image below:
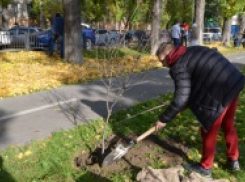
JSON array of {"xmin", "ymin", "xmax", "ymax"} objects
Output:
[{"xmin": 155, "ymin": 120, "xmax": 167, "ymax": 131}]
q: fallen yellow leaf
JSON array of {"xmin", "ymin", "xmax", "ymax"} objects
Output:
[
  {"xmin": 190, "ymin": 136, "xmax": 196, "ymax": 141},
  {"xmin": 24, "ymin": 150, "xmax": 32, "ymax": 156},
  {"xmin": 213, "ymin": 163, "xmax": 218, "ymax": 168},
  {"xmin": 229, "ymin": 177, "xmax": 238, "ymax": 182},
  {"xmin": 17, "ymin": 153, "xmax": 24, "ymax": 159},
  {"xmin": 188, "ymin": 155, "xmax": 193, "ymax": 160}
]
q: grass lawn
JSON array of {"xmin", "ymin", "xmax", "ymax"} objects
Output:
[
  {"xmin": 0, "ymin": 83, "xmax": 245, "ymax": 181},
  {"xmin": 0, "ymin": 43, "xmax": 245, "ymax": 181}
]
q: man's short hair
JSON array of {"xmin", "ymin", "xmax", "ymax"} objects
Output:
[{"xmin": 156, "ymin": 42, "xmax": 174, "ymax": 57}]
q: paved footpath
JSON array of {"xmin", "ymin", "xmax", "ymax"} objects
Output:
[{"xmin": 0, "ymin": 52, "xmax": 244, "ymax": 150}]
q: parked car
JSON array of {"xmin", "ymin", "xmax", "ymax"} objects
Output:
[
  {"xmin": 203, "ymin": 27, "xmax": 222, "ymax": 42},
  {"xmin": 31, "ymin": 23, "xmax": 95, "ymax": 50},
  {"xmin": 95, "ymin": 29, "xmax": 120, "ymax": 46},
  {"xmin": 124, "ymin": 30, "xmax": 147, "ymax": 44},
  {"xmin": 31, "ymin": 29, "xmax": 52, "ymax": 49},
  {"xmin": 8, "ymin": 26, "xmax": 43, "ymax": 48},
  {"xmin": 0, "ymin": 26, "xmax": 11, "ymax": 48},
  {"xmin": 81, "ymin": 23, "xmax": 96, "ymax": 49},
  {"xmin": 111, "ymin": 29, "xmax": 120, "ymax": 34},
  {"xmin": 136, "ymin": 29, "xmax": 172, "ymax": 45}
]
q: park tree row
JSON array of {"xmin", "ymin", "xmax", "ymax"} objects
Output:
[{"xmin": 1, "ymin": 0, "xmax": 245, "ymax": 62}]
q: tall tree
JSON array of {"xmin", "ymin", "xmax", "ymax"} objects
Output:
[
  {"xmin": 0, "ymin": 0, "xmax": 9, "ymax": 7},
  {"xmin": 107, "ymin": 0, "xmax": 147, "ymax": 30},
  {"xmin": 240, "ymin": 12, "xmax": 245, "ymax": 32},
  {"xmin": 205, "ymin": 0, "xmax": 221, "ymax": 23},
  {"xmin": 64, "ymin": 0, "xmax": 82, "ymax": 63},
  {"xmin": 31, "ymin": 0, "xmax": 63, "ymax": 21},
  {"xmin": 195, "ymin": 0, "xmax": 205, "ymax": 45},
  {"xmin": 151, "ymin": 0, "xmax": 162, "ymax": 55},
  {"xmin": 166, "ymin": 0, "xmax": 193, "ymax": 26},
  {"xmin": 0, "ymin": 0, "xmax": 11, "ymax": 27},
  {"xmin": 220, "ymin": 0, "xmax": 245, "ymax": 46},
  {"xmin": 80, "ymin": 0, "xmax": 107, "ymax": 24},
  {"xmin": 108, "ymin": 0, "xmax": 148, "ymax": 30},
  {"xmin": 39, "ymin": 0, "xmax": 45, "ymax": 29}
]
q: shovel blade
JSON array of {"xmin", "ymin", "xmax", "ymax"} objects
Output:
[{"xmin": 102, "ymin": 144, "xmax": 128, "ymax": 167}]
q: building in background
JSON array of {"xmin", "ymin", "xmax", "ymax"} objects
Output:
[
  {"xmin": 0, "ymin": 0, "xmax": 32, "ymax": 29},
  {"xmin": 231, "ymin": 14, "xmax": 240, "ymax": 39}
]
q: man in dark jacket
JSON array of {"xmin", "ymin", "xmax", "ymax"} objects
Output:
[
  {"xmin": 49, "ymin": 13, "xmax": 64, "ymax": 58},
  {"xmin": 155, "ymin": 43, "xmax": 245, "ymax": 178}
]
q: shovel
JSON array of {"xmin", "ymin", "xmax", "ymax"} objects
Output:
[{"xmin": 102, "ymin": 126, "xmax": 156, "ymax": 167}]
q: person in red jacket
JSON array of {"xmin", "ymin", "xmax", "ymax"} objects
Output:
[
  {"xmin": 155, "ymin": 42, "xmax": 245, "ymax": 178},
  {"xmin": 180, "ymin": 21, "xmax": 189, "ymax": 46}
]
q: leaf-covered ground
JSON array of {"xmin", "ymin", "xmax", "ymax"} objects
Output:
[
  {"xmin": 0, "ymin": 44, "xmax": 244, "ymax": 99},
  {"xmin": 0, "ymin": 49, "xmax": 159, "ymax": 99}
]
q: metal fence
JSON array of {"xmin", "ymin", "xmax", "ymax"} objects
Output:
[
  {"xmin": 0, "ymin": 30, "xmax": 173, "ymax": 53},
  {"xmin": 0, "ymin": 31, "xmax": 50, "ymax": 52}
]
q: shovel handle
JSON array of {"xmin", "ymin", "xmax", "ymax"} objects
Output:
[{"xmin": 136, "ymin": 126, "xmax": 156, "ymax": 143}]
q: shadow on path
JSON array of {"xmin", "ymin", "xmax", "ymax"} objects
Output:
[{"xmin": 0, "ymin": 109, "xmax": 14, "ymax": 150}]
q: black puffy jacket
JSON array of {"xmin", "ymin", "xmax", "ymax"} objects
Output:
[{"xmin": 159, "ymin": 46, "xmax": 245, "ymax": 131}]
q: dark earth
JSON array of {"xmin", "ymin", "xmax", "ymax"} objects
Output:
[{"xmin": 74, "ymin": 133, "xmax": 189, "ymax": 179}]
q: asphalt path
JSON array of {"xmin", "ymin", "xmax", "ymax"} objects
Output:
[{"xmin": 0, "ymin": 52, "xmax": 245, "ymax": 150}]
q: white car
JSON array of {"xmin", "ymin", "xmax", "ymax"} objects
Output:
[
  {"xmin": 0, "ymin": 26, "xmax": 11, "ymax": 47},
  {"xmin": 94, "ymin": 29, "xmax": 120, "ymax": 46},
  {"xmin": 81, "ymin": 23, "xmax": 91, "ymax": 29},
  {"xmin": 203, "ymin": 27, "xmax": 222, "ymax": 42}
]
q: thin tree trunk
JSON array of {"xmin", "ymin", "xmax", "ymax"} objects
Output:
[
  {"xmin": 222, "ymin": 18, "xmax": 231, "ymax": 47},
  {"xmin": 64, "ymin": 0, "xmax": 83, "ymax": 63},
  {"xmin": 151, "ymin": 0, "xmax": 162, "ymax": 55},
  {"xmin": 39, "ymin": 0, "xmax": 45, "ymax": 29},
  {"xmin": 195, "ymin": 0, "xmax": 205, "ymax": 45},
  {"xmin": 240, "ymin": 13, "xmax": 245, "ymax": 33},
  {"xmin": 116, "ymin": 21, "xmax": 120, "ymax": 30}
]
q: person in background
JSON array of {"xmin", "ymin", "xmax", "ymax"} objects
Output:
[
  {"xmin": 233, "ymin": 32, "xmax": 243, "ymax": 48},
  {"xmin": 49, "ymin": 13, "xmax": 64, "ymax": 58},
  {"xmin": 155, "ymin": 42, "xmax": 245, "ymax": 178},
  {"xmin": 189, "ymin": 23, "xmax": 198, "ymax": 46},
  {"xmin": 171, "ymin": 20, "xmax": 181, "ymax": 47},
  {"xmin": 242, "ymin": 29, "xmax": 245, "ymax": 48},
  {"xmin": 180, "ymin": 21, "xmax": 189, "ymax": 46}
]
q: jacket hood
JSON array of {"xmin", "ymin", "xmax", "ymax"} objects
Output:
[{"xmin": 166, "ymin": 46, "xmax": 187, "ymax": 66}]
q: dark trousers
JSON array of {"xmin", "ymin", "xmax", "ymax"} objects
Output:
[
  {"xmin": 49, "ymin": 35, "xmax": 64, "ymax": 58},
  {"xmin": 200, "ymin": 96, "xmax": 239, "ymax": 169},
  {"xmin": 181, "ymin": 36, "xmax": 188, "ymax": 46},
  {"xmin": 172, "ymin": 38, "xmax": 180, "ymax": 47}
]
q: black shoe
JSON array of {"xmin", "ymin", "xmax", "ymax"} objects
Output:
[
  {"xmin": 184, "ymin": 163, "xmax": 212, "ymax": 178},
  {"xmin": 226, "ymin": 159, "xmax": 240, "ymax": 171}
]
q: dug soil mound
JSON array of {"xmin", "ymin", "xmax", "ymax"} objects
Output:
[{"xmin": 74, "ymin": 134, "xmax": 188, "ymax": 178}]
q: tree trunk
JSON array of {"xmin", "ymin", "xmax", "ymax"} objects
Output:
[
  {"xmin": 151, "ymin": 0, "xmax": 162, "ymax": 55},
  {"xmin": 64, "ymin": 0, "xmax": 83, "ymax": 64},
  {"xmin": 240, "ymin": 13, "xmax": 245, "ymax": 33},
  {"xmin": 195, "ymin": 0, "xmax": 205, "ymax": 45},
  {"xmin": 222, "ymin": 18, "xmax": 231, "ymax": 47},
  {"xmin": 116, "ymin": 21, "xmax": 120, "ymax": 30},
  {"xmin": 39, "ymin": 0, "xmax": 46, "ymax": 29}
]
